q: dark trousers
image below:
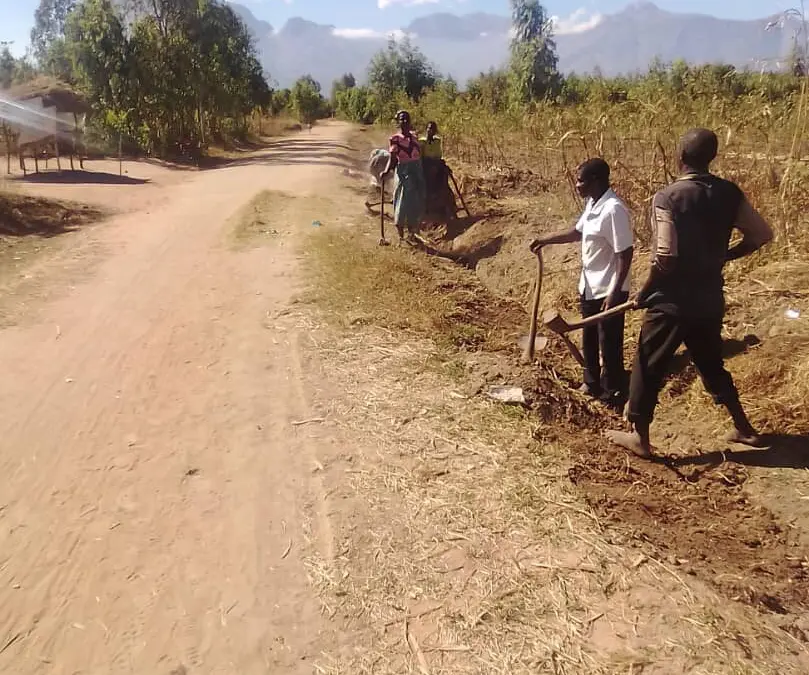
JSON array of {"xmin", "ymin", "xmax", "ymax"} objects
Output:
[
  {"xmin": 580, "ymin": 292, "xmax": 628, "ymax": 397},
  {"xmin": 627, "ymin": 307, "xmax": 740, "ymax": 425}
]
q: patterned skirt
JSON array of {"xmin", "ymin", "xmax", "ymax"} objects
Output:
[{"xmin": 393, "ymin": 159, "xmax": 426, "ymax": 233}]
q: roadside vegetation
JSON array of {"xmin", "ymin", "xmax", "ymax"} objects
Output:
[
  {"xmin": 324, "ymin": 0, "xmax": 809, "ymax": 440},
  {"xmin": 300, "ymin": 1, "xmax": 809, "ymax": 670},
  {"xmin": 2, "ymin": 0, "xmax": 809, "ymax": 669},
  {"xmin": 300, "ymin": 137, "xmax": 809, "ymax": 671}
]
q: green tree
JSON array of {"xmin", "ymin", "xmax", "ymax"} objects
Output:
[
  {"xmin": 467, "ymin": 69, "xmax": 510, "ymax": 112},
  {"xmin": 12, "ymin": 55, "xmax": 38, "ymax": 84},
  {"xmin": 0, "ymin": 47, "xmax": 15, "ymax": 89},
  {"xmin": 508, "ymin": 0, "xmax": 559, "ymax": 103},
  {"xmin": 271, "ymin": 88, "xmax": 291, "ymax": 116},
  {"xmin": 136, "ymin": 0, "xmax": 200, "ymax": 37},
  {"xmin": 335, "ymin": 85, "xmax": 374, "ymax": 124},
  {"xmin": 367, "ymin": 37, "xmax": 437, "ymax": 118},
  {"xmin": 330, "ymin": 72, "xmax": 356, "ymax": 106},
  {"xmin": 31, "ymin": 0, "xmax": 77, "ymax": 58},
  {"xmin": 65, "ymin": 0, "xmax": 130, "ymax": 112},
  {"xmin": 61, "ymin": 0, "xmax": 143, "ymax": 156},
  {"xmin": 290, "ymin": 75, "xmax": 324, "ymax": 125},
  {"xmin": 54, "ymin": 0, "xmax": 270, "ymax": 156}
]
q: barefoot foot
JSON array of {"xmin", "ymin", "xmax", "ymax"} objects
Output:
[
  {"xmin": 724, "ymin": 429, "xmax": 770, "ymax": 449},
  {"xmin": 606, "ymin": 430, "xmax": 653, "ymax": 459}
]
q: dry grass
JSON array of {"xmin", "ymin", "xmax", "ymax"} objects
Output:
[
  {"xmin": 354, "ymin": 78, "xmax": 809, "ymax": 442},
  {"xmin": 348, "ymin": 111, "xmax": 809, "ymax": 441},
  {"xmin": 381, "ymin": 168, "xmax": 809, "ymax": 443},
  {"xmin": 408, "ymin": 75, "xmax": 809, "ymax": 258},
  {"xmin": 646, "ymin": 256, "xmax": 809, "ymax": 439},
  {"xmin": 228, "ymin": 189, "xmax": 335, "ymax": 248},
  {"xmin": 305, "ymin": 228, "xmax": 499, "ymax": 351},
  {"xmin": 299, "ymin": 209, "xmax": 809, "ymax": 674}
]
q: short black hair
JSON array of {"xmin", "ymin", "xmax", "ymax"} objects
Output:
[
  {"xmin": 680, "ymin": 128, "xmax": 718, "ymax": 169},
  {"xmin": 577, "ymin": 158, "xmax": 610, "ymax": 184}
]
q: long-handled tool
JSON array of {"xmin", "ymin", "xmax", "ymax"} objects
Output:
[
  {"xmin": 378, "ymin": 181, "xmax": 389, "ymax": 246},
  {"xmin": 449, "ymin": 171, "xmax": 470, "ymax": 218},
  {"xmin": 542, "ymin": 300, "xmax": 637, "ymax": 366},
  {"xmin": 519, "ymin": 251, "xmax": 547, "ymax": 364}
]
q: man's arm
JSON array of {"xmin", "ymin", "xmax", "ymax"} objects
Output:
[
  {"xmin": 726, "ymin": 198, "xmax": 773, "ymax": 261},
  {"xmin": 529, "ymin": 226, "xmax": 582, "ymax": 253},
  {"xmin": 606, "ymin": 247, "xmax": 634, "ymax": 308},
  {"xmin": 604, "ymin": 205, "xmax": 635, "ymax": 308},
  {"xmin": 636, "ymin": 195, "xmax": 676, "ymax": 306}
]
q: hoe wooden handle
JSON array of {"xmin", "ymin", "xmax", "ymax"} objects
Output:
[
  {"xmin": 521, "ymin": 251, "xmax": 544, "ymax": 363},
  {"xmin": 379, "ymin": 182, "xmax": 385, "ymax": 240},
  {"xmin": 566, "ymin": 300, "xmax": 636, "ymax": 332}
]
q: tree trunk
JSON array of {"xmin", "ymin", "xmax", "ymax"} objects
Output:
[
  {"xmin": 71, "ymin": 113, "xmax": 77, "ymax": 171},
  {"xmin": 3, "ymin": 127, "xmax": 10, "ymax": 175}
]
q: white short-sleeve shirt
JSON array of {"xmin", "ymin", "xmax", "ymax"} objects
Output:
[{"xmin": 574, "ymin": 188, "xmax": 634, "ymax": 300}]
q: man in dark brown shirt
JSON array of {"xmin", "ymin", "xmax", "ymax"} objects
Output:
[{"xmin": 607, "ymin": 128, "xmax": 773, "ymax": 458}]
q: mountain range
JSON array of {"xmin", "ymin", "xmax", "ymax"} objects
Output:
[{"xmin": 229, "ymin": 1, "xmax": 798, "ymax": 89}]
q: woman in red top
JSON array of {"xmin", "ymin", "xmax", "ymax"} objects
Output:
[{"xmin": 381, "ymin": 110, "xmax": 426, "ymax": 240}]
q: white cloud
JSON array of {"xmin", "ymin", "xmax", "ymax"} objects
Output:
[
  {"xmin": 551, "ymin": 8, "xmax": 602, "ymax": 35},
  {"xmin": 336, "ymin": 7, "xmax": 600, "ymax": 41},
  {"xmin": 332, "ymin": 27, "xmax": 408, "ymax": 40},
  {"xmin": 377, "ymin": 0, "xmax": 439, "ymax": 9}
]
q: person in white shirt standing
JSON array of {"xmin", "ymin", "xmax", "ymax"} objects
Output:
[{"xmin": 530, "ymin": 158, "xmax": 634, "ymax": 407}]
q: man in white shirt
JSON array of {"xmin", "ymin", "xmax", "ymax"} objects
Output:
[{"xmin": 530, "ymin": 158, "xmax": 634, "ymax": 407}]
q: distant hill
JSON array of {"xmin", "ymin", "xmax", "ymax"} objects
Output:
[
  {"xmin": 558, "ymin": 2, "xmax": 793, "ymax": 76},
  {"xmin": 229, "ymin": 1, "xmax": 798, "ymax": 88}
]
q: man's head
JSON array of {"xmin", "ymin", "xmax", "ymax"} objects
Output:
[
  {"xmin": 679, "ymin": 128, "xmax": 718, "ymax": 173},
  {"xmin": 426, "ymin": 121, "xmax": 438, "ymax": 138},
  {"xmin": 576, "ymin": 158, "xmax": 610, "ymax": 200},
  {"xmin": 396, "ymin": 110, "xmax": 411, "ymax": 132}
]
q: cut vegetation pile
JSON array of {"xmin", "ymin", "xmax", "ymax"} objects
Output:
[{"xmin": 0, "ymin": 191, "xmax": 104, "ymax": 238}]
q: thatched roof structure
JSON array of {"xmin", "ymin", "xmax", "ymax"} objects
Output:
[{"xmin": 3, "ymin": 77, "xmax": 91, "ymax": 116}]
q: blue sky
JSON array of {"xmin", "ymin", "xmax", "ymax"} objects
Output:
[{"xmin": 1, "ymin": 0, "xmax": 790, "ymax": 57}]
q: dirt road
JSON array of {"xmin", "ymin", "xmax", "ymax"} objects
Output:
[{"xmin": 0, "ymin": 124, "xmax": 354, "ymax": 673}]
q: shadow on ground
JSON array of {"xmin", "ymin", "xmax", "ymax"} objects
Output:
[
  {"xmin": 15, "ymin": 170, "xmax": 150, "ymax": 186},
  {"xmin": 670, "ymin": 434, "xmax": 809, "ymax": 471},
  {"xmin": 664, "ymin": 334, "xmax": 761, "ymax": 393},
  {"xmin": 197, "ymin": 138, "xmax": 359, "ymax": 172}
]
